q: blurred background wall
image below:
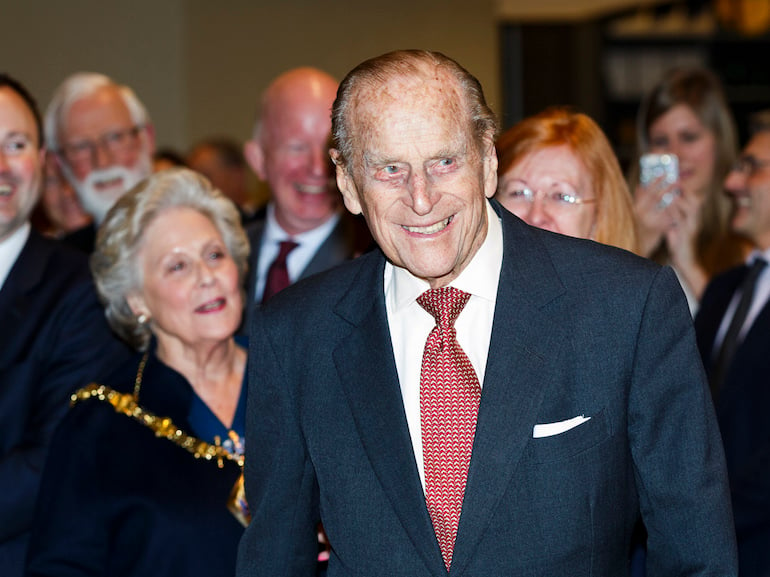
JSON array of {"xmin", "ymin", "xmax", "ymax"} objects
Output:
[{"xmin": 1, "ymin": 0, "xmax": 669, "ymax": 150}]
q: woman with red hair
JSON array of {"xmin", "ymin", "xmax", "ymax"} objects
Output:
[{"xmin": 495, "ymin": 107, "xmax": 638, "ymax": 254}]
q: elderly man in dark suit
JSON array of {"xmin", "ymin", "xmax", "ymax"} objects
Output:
[
  {"xmin": 695, "ymin": 111, "xmax": 770, "ymax": 576},
  {"xmin": 242, "ymin": 67, "xmax": 370, "ymax": 324},
  {"xmin": 0, "ymin": 74, "xmax": 129, "ymax": 577},
  {"xmin": 236, "ymin": 50, "xmax": 736, "ymax": 576}
]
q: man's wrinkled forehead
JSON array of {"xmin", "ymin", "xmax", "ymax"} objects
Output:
[{"xmin": 348, "ymin": 68, "xmax": 467, "ymax": 149}]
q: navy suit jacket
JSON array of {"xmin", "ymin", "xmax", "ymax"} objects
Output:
[
  {"xmin": 0, "ymin": 230, "xmax": 130, "ymax": 576},
  {"xmin": 242, "ymin": 211, "xmax": 371, "ymax": 333},
  {"xmin": 695, "ymin": 264, "xmax": 770, "ymax": 576},
  {"xmin": 237, "ymin": 203, "xmax": 737, "ymax": 576},
  {"xmin": 59, "ymin": 222, "xmax": 96, "ymax": 254}
]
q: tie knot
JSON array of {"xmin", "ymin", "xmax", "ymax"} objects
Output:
[
  {"xmin": 277, "ymin": 240, "xmax": 299, "ymax": 259},
  {"xmin": 749, "ymin": 257, "xmax": 768, "ymax": 277},
  {"xmin": 417, "ymin": 287, "xmax": 471, "ymax": 328}
]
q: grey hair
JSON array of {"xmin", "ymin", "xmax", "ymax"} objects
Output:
[
  {"xmin": 90, "ymin": 168, "xmax": 250, "ymax": 351},
  {"xmin": 331, "ymin": 49, "xmax": 498, "ymax": 171},
  {"xmin": 44, "ymin": 72, "xmax": 151, "ymax": 150}
]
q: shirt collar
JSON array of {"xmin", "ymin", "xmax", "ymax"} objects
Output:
[
  {"xmin": 748, "ymin": 247, "xmax": 770, "ymax": 266},
  {"xmin": 386, "ymin": 200, "xmax": 503, "ymax": 310},
  {"xmin": 0, "ymin": 222, "xmax": 31, "ymax": 290},
  {"xmin": 264, "ymin": 202, "xmax": 341, "ymax": 246}
]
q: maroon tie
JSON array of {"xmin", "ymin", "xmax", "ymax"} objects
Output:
[
  {"xmin": 417, "ymin": 286, "xmax": 481, "ymax": 571},
  {"xmin": 262, "ymin": 240, "xmax": 298, "ymax": 302}
]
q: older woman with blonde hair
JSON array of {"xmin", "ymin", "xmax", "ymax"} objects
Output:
[
  {"xmin": 495, "ymin": 107, "xmax": 638, "ymax": 253},
  {"xmin": 26, "ymin": 168, "xmax": 250, "ymax": 577}
]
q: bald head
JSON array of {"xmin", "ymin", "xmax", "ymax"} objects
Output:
[{"xmin": 244, "ymin": 67, "xmax": 340, "ymax": 235}]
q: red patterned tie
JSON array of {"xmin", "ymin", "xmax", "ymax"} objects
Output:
[
  {"xmin": 417, "ymin": 286, "xmax": 481, "ymax": 571},
  {"xmin": 262, "ymin": 240, "xmax": 299, "ymax": 302}
]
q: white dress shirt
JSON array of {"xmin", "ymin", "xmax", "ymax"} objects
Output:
[
  {"xmin": 385, "ymin": 200, "xmax": 503, "ymax": 488},
  {"xmin": 713, "ymin": 248, "xmax": 770, "ymax": 352},
  {"xmin": 255, "ymin": 203, "xmax": 341, "ymax": 301},
  {"xmin": 0, "ymin": 222, "xmax": 30, "ymax": 291}
]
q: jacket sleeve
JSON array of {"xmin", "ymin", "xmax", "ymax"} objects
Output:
[
  {"xmin": 0, "ymin": 281, "xmax": 129, "ymax": 544},
  {"xmin": 629, "ymin": 266, "xmax": 738, "ymax": 575},
  {"xmin": 236, "ymin": 307, "xmax": 320, "ymax": 577}
]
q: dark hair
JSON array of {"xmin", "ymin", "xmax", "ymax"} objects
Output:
[
  {"xmin": 189, "ymin": 137, "xmax": 246, "ymax": 169},
  {"xmin": 331, "ymin": 49, "xmax": 497, "ymax": 170},
  {"xmin": 749, "ymin": 109, "xmax": 770, "ymax": 136},
  {"xmin": 0, "ymin": 73, "xmax": 43, "ymax": 147},
  {"xmin": 153, "ymin": 148, "xmax": 187, "ymax": 168}
]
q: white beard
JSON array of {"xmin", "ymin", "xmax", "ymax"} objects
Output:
[{"xmin": 63, "ymin": 154, "xmax": 152, "ymax": 224}]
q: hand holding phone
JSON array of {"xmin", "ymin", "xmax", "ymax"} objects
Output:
[{"xmin": 640, "ymin": 153, "xmax": 679, "ymax": 208}]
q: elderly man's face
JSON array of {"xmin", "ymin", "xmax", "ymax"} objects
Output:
[
  {"xmin": 0, "ymin": 87, "xmax": 44, "ymax": 241},
  {"xmin": 58, "ymin": 85, "xmax": 153, "ymax": 223},
  {"xmin": 247, "ymin": 71, "xmax": 339, "ymax": 235},
  {"xmin": 335, "ymin": 71, "xmax": 497, "ymax": 289}
]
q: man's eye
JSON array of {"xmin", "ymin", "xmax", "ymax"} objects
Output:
[
  {"xmin": 384, "ymin": 165, "xmax": 399, "ymax": 174},
  {"xmin": 208, "ymin": 250, "xmax": 224, "ymax": 261},
  {"xmin": 3, "ymin": 137, "xmax": 30, "ymax": 154},
  {"xmin": 104, "ymin": 131, "xmax": 126, "ymax": 145},
  {"xmin": 286, "ymin": 142, "xmax": 309, "ymax": 154},
  {"xmin": 68, "ymin": 141, "xmax": 92, "ymax": 154},
  {"xmin": 438, "ymin": 158, "xmax": 454, "ymax": 167},
  {"xmin": 169, "ymin": 261, "xmax": 186, "ymax": 272}
]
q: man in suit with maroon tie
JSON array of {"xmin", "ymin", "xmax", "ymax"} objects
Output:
[
  {"xmin": 695, "ymin": 111, "xmax": 770, "ymax": 576},
  {"xmin": 237, "ymin": 50, "xmax": 737, "ymax": 576}
]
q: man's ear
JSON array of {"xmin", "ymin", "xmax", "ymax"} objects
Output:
[
  {"xmin": 244, "ymin": 140, "xmax": 267, "ymax": 181},
  {"xmin": 482, "ymin": 135, "xmax": 498, "ymax": 199},
  {"xmin": 330, "ymin": 149, "xmax": 362, "ymax": 216}
]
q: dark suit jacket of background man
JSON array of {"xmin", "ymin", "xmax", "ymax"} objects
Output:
[
  {"xmin": 236, "ymin": 202, "xmax": 737, "ymax": 576},
  {"xmin": 242, "ymin": 211, "xmax": 371, "ymax": 333},
  {"xmin": 0, "ymin": 230, "xmax": 131, "ymax": 576},
  {"xmin": 695, "ymin": 263, "xmax": 770, "ymax": 575}
]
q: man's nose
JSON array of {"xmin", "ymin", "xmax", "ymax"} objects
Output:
[
  {"xmin": 92, "ymin": 142, "xmax": 113, "ymax": 170},
  {"xmin": 724, "ymin": 168, "xmax": 746, "ymax": 196},
  {"xmin": 310, "ymin": 146, "xmax": 329, "ymax": 177},
  {"xmin": 407, "ymin": 172, "xmax": 436, "ymax": 216}
]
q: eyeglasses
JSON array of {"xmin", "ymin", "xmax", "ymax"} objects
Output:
[
  {"xmin": 502, "ymin": 186, "xmax": 596, "ymax": 210},
  {"xmin": 59, "ymin": 125, "xmax": 144, "ymax": 168},
  {"xmin": 732, "ymin": 155, "xmax": 770, "ymax": 177},
  {"xmin": 0, "ymin": 134, "xmax": 35, "ymax": 157}
]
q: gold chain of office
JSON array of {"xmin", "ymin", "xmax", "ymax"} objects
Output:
[{"xmin": 70, "ymin": 353, "xmax": 244, "ymax": 469}]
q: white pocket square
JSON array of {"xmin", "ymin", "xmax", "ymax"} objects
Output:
[{"xmin": 532, "ymin": 415, "xmax": 591, "ymax": 438}]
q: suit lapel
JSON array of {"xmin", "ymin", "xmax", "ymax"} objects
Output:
[
  {"xmin": 450, "ymin": 208, "xmax": 567, "ymax": 576},
  {"xmin": 698, "ymin": 267, "xmax": 745, "ymax": 361},
  {"xmin": 299, "ymin": 215, "xmax": 350, "ymax": 280},
  {"xmin": 332, "ymin": 252, "xmax": 448, "ymax": 576}
]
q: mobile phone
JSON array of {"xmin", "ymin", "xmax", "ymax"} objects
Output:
[{"xmin": 640, "ymin": 153, "xmax": 679, "ymax": 208}]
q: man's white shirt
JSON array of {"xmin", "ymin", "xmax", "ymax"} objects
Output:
[
  {"xmin": 0, "ymin": 222, "xmax": 30, "ymax": 291},
  {"xmin": 385, "ymin": 200, "xmax": 503, "ymax": 489}
]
